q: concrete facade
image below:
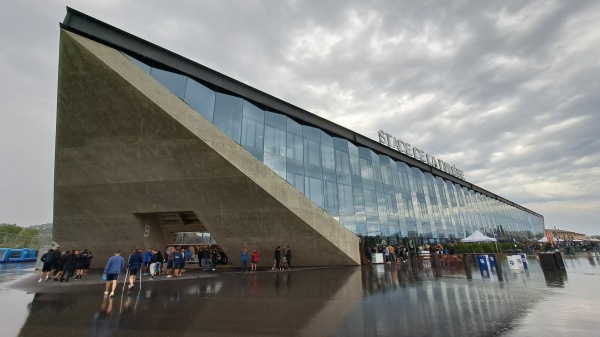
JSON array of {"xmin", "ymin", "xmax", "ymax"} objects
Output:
[{"xmin": 54, "ymin": 30, "xmax": 361, "ymax": 267}]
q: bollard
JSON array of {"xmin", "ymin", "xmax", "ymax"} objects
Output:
[
  {"xmin": 432, "ymin": 253, "xmax": 441, "ymax": 270},
  {"xmin": 463, "ymin": 254, "xmax": 472, "ymax": 279},
  {"xmin": 494, "ymin": 253, "xmax": 504, "ymax": 281},
  {"xmin": 411, "ymin": 254, "xmax": 418, "ymax": 269},
  {"xmin": 553, "ymin": 252, "xmax": 566, "ymax": 269}
]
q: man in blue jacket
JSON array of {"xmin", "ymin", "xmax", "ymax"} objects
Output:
[
  {"xmin": 241, "ymin": 247, "xmax": 249, "ymax": 272},
  {"xmin": 103, "ymin": 250, "xmax": 125, "ymax": 297}
]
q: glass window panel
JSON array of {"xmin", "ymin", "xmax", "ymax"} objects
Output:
[
  {"xmin": 338, "ymin": 183, "xmax": 354, "ymax": 214},
  {"xmin": 356, "ymin": 215, "xmax": 367, "ymax": 236},
  {"xmin": 381, "ymin": 163, "xmax": 392, "ymax": 185},
  {"xmin": 388, "ymin": 218, "xmax": 400, "ymax": 236},
  {"xmin": 213, "ymin": 93, "xmax": 243, "ymax": 143},
  {"xmin": 184, "ymin": 79, "xmax": 215, "ymax": 122},
  {"xmin": 348, "ymin": 142, "xmax": 360, "ymax": 176},
  {"xmin": 286, "ymin": 158, "xmax": 304, "ymax": 193},
  {"xmin": 353, "ymin": 186, "xmax": 365, "ymax": 214},
  {"xmin": 324, "ymin": 180, "xmax": 338, "ymax": 214},
  {"xmin": 373, "ymin": 159, "xmax": 383, "ymax": 183},
  {"xmin": 124, "ymin": 53, "xmax": 151, "ymax": 73},
  {"xmin": 386, "ymin": 194, "xmax": 398, "ymax": 215},
  {"xmin": 414, "ymin": 176, "xmax": 425, "ymax": 194},
  {"xmin": 399, "ymin": 171, "xmax": 410, "ymax": 190},
  {"xmin": 403, "ymin": 193, "xmax": 415, "ymax": 218},
  {"xmin": 264, "ymin": 111, "xmax": 286, "ymax": 156},
  {"xmin": 364, "ymin": 189, "xmax": 378, "ymax": 215},
  {"xmin": 359, "ymin": 158, "xmax": 374, "ymax": 180},
  {"xmin": 241, "ymin": 101, "xmax": 264, "ymax": 150},
  {"xmin": 305, "ymin": 176, "xmax": 323, "ymax": 208},
  {"xmin": 244, "ymin": 147, "xmax": 264, "ymax": 162},
  {"xmin": 150, "ymin": 67, "xmax": 187, "ymax": 99},
  {"xmin": 367, "ymin": 216, "xmax": 380, "ymax": 236},
  {"xmin": 333, "ymin": 138, "xmax": 351, "ymax": 174},
  {"xmin": 264, "ymin": 152, "xmax": 286, "ymax": 178},
  {"xmin": 286, "ymin": 119, "xmax": 303, "ymax": 161},
  {"xmin": 302, "ymin": 126, "xmax": 320, "ymax": 162},
  {"xmin": 340, "ymin": 214, "xmax": 356, "ymax": 233},
  {"xmin": 321, "ymin": 133, "xmax": 335, "ymax": 170}
]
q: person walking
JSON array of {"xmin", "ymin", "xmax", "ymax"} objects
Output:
[
  {"xmin": 241, "ymin": 247, "xmax": 249, "ymax": 272},
  {"xmin": 148, "ymin": 249, "xmax": 159, "ymax": 280},
  {"xmin": 172, "ymin": 247, "xmax": 183, "ymax": 277},
  {"xmin": 59, "ymin": 250, "xmax": 77, "ymax": 282},
  {"xmin": 272, "ymin": 246, "xmax": 281, "ymax": 270},
  {"xmin": 154, "ymin": 250, "xmax": 163, "ymax": 276},
  {"xmin": 251, "ymin": 249, "xmax": 259, "ymax": 271},
  {"xmin": 39, "ymin": 249, "xmax": 55, "ymax": 282},
  {"xmin": 127, "ymin": 248, "xmax": 143, "ymax": 290},
  {"xmin": 75, "ymin": 249, "xmax": 89, "ymax": 279},
  {"xmin": 53, "ymin": 250, "xmax": 67, "ymax": 281},
  {"xmin": 103, "ymin": 250, "xmax": 125, "ymax": 297},
  {"xmin": 282, "ymin": 246, "xmax": 288, "ymax": 270},
  {"xmin": 200, "ymin": 248, "xmax": 211, "ymax": 271}
]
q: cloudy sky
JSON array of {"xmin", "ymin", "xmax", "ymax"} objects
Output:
[{"xmin": 1, "ymin": 1, "xmax": 598, "ymax": 235}]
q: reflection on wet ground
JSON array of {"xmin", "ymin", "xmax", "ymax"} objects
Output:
[{"xmin": 3, "ymin": 255, "xmax": 600, "ymax": 336}]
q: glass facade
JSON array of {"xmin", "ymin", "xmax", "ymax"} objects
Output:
[{"xmin": 126, "ymin": 54, "xmax": 544, "ymax": 243}]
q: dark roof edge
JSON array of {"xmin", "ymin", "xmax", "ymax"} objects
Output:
[{"xmin": 61, "ymin": 7, "xmax": 543, "ymax": 219}]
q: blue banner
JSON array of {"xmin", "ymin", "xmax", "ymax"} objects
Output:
[
  {"xmin": 487, "ymin": 254, "xmax": 497, "ymax": 272},
  {"xmin": 520, "ymin": 254, "xmax": 528, "ymax": 270},
  {"xmin": 477, "ymin": 255, "xmax": 490, "ymax": 278}
]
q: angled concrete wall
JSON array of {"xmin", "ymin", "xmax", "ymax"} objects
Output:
[{"xmin": 54, "ymin": 30, "xmax": 360, "ymax": 267}]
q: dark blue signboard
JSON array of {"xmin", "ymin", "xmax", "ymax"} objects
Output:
[
  {"xmin": 487, "ymin": 254, "xmax": 497, "ymax": 272},
  {"xmin": 520, "ymin": 254, "xmax": 528, "ymax": 270},
  {"xmin": 477, "ymin": 255, "xmax": 490, "ymax": 278}
]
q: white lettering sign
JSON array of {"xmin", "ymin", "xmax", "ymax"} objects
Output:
[{"xmin": 378, "ymin": 130, "xmax": 465, "ymax": 180}]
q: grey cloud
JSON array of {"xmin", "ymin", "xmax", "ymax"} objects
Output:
[{"xmin": 1, "ymin": 0, "xmax": 599, "ymax": 234}]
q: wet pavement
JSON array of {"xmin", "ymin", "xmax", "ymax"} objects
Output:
[{"xmin": 2, "ymin": 255, "xmax": 599, "ymax": 337}]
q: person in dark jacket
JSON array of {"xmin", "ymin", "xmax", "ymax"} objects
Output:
[
  {"xmin": 154, "ymin": 250, "xmax": 163, "ymax": 276},
  {"xmin": 172, "ymin": 247, "xmax": 183, "ymax": 277},
  {"xmin": 201, "ymin": 248, "xmax": 211, "ymax": 271},
  {"xmin": 127, "ymin": 249, "xmax": 143, "ymax": 290},
  {"xmin": 60, "ymin": 250, "xmax": 78, "ymax": 282},
  {"xmin": 53, "ymin": 251, "xmax": 67, "ymax": 281},
  {"xmin": 39, "ymin": 249, "xmax": 54, "ymax": 282},
  {"xmin": 148, "ymin": 249, "xmax": 159, "ymax": 280},
  {"xmin": 51, "ymin": 247, "xmax": 61, "ymax": 275},
  {"xmin": 75, "ymin": 249, "xmax": 90, "ymax": 279},
  {"xmin": 272, "ymin": 246, "xmax": 281, "ymax": 270}
]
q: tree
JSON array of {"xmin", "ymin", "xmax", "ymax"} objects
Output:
[
  {"xmin": 0, "ymin": 224, "xmax": 23, "ymax": 235},
  {"xmin": 0, "ymin": 225, "xmax": 40, "ymax": 248}
]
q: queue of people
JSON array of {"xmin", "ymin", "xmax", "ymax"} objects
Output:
[
  {"xmin": 39, "ymin": 245, "xmax": 298, "ymax": 297},
  {"xmin": 39, "ymin": 247, "xmax": 93, "ymax": 283}
]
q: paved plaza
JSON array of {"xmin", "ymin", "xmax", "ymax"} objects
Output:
[{"xmin": 1, "ymin": 255, "xmax": 599, "ymax": 336}]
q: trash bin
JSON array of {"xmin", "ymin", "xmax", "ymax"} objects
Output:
[{"xmin": 372, "ymin": 253, "xmax": 384, "ymax": 264}]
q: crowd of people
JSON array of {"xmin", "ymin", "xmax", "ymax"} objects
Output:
[
  {"xmin": 366, "ymin": 243, "xmax": 456, "ymax": 264},
  {"xmin": 240, "ymin": 245, "xmax": 292, "ymax": 272},
  {"xmin": 38, "ymin": 244, "xmax": 297, "ymax": 297},
  {"xmin": 38, "ymin": 247, "xmax": 93, "ymax": 283}
]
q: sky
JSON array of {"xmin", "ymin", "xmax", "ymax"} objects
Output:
[{"xmin": 1, "ymin": 1, "xmax": 598, "ymax": 235}]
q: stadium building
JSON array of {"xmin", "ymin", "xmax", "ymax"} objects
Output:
[{"xmin": 54, "ymin": 8, "xmax": 544, "ymax": 267}]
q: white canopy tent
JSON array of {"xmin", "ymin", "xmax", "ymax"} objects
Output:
[
  {"xmin": 538, "ymin": 236, "xmax": 549, "ymax": 243},
  {"xmin": 461, "ymin": 230, "xmax": 497, "ymax": 242}
]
